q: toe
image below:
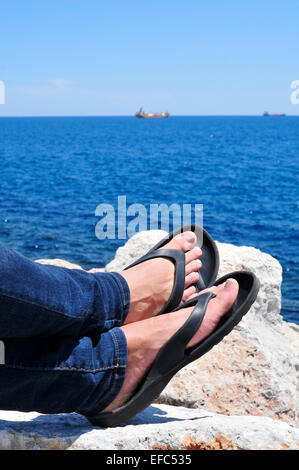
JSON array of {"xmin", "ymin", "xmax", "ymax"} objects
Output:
[
  {"xmin": 213, "ymin": 278, "xmax": 239, "ymax": 313},
  {"xmin": 185, "ymin": 271, "xmax": 199, "ymax": 288},
  {"xmin": 197, "ymin": 284, "xmax": 224, "ymax": 296},
  {"xmin": 185, "ymin": 246, "xmax": 202, "ymax": 264},
  {"xmin": 181, "ymin": 285, "xmax": 197, "ymax": 302},
  {"xmin": 163, "ymin": 231, "xmax": 197, "ymax": 252},
  {"xmin": 182, "ymin": 281, "xmax": 222, "ymax": 303},
  {"xmin": 187, "ymin": 278, "xmax": 239, "ymax": 348},
  {"xmin": 185, "ymin": 259, "xmax": 202, "ymax": 276}
]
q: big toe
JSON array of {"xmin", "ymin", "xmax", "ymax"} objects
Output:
[
  {"xmin": 164, "ymin": 231, "xmax": 197, "ymax": 252},
  {"xmin": 187, "ymin": 278, "xmax": 239, "ymax": 348},
  {"xmin": 216, "ymin": 278, "xmax": 239, "ymax": 310}
]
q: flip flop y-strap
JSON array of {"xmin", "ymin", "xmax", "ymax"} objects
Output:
[
  {"xmin": 145, "ymin": 292, "xmax": 216, "ymax": 379},
  {"xmin": 124, "ymin": 249, "xmax": 186, "ymax": 315}
]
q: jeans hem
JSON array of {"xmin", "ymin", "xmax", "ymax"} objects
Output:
[
  {"xmin": 108, "ymin": 272, "xmax": 131, "ymax": 325},
  {"xmin": 82, "ymin": 326, "xmax": 128, "ymax": 416}
]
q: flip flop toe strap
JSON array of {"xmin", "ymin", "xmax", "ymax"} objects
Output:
[
  {"xmin": 124, "ymin": 249, "xmax": 186, "ymax": 314},
  {"xmin": 147, "ymin": 292, "xmax": 216, "ymax": 378}
]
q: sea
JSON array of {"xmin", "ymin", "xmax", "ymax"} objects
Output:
[{"xmin": 0, "ymin": 116, "xmax": 298, "ymax": 324}]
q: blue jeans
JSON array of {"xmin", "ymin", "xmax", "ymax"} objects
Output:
[{"xmin": 0, "ymin": 241, "xmax": 130, "ymax": 415}]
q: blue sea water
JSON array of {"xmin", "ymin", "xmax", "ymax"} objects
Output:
[{"xmin": 0, "ymin": 116, "xmax": 298, "ymax": 324}]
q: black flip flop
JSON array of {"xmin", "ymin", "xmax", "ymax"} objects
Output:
[
  {"xmin": 149, "ymin": 224, "xmax": 219, "ymax": 292},
  {"xmin": 123, "ymin": 225, "xmax": 219, "ymax": 315},
  {"xmin": 86, "ymin": 270, "xmax": 260, "ymax": 428}
]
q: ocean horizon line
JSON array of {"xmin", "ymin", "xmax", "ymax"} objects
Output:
[{"xmin": 0, "ymin": 114, "xmax": 298, "ymax": 119}]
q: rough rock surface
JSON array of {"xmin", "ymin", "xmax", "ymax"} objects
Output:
[
  {"xmin": 35, "ymin": 258, "xmax": 84, "ymax": 270},
  {"xmin": 35, "ymin": 258, "xmax": 105, "ymax": 274},
  {"xmin": 0, "ymin": 405, "xmax": 298, "ymax": 450},
  {"xmin": 104, "ymin": 230, "xmax": 169, "ymax": 272},
  {"xmin": 11, "ymin": 229, "xmax": 296, "ymax": 450}
]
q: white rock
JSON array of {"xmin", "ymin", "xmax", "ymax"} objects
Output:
[
  {"xmin": 105, "ymin": 230, "xmax": 167, "ymax": 271},
  {"xmin": 0, "ymin": 405, "xmax": 298, "ymax": 450},
  {"xmin": 35, "ymin": 259, "xmax": 84, "ymax": 270}
]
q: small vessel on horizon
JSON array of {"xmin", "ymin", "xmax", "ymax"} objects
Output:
[
  {"xmin": 135, "ymin": 107, "xmax": 169, "ymax": 119},
  {"xmin": 263, "ymin": 111, "xmax": 286, "ymax": 117}
]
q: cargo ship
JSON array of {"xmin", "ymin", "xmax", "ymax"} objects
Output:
[
  {"xmin": 263, "ymin": 111, "xmax": 286, "ymax": 117},
  {"xmin": 135, "ymin": 107, "xmax": 169, "ymax": 118}
]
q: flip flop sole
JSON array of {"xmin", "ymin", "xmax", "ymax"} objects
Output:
[{"xmin": 87, "ymin": 271, "xmax": 259, "ymax": 428}]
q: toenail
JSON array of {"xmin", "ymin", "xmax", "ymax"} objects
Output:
[
  {"xmin": 183, "ymin": 232, "xmax": 195, "ymax": 242},
  {"xmin": 184, "ymin": 241, "xmax": 195, "ymax": 250},
  {"xmin": 224, "ymin": 279, "xmax": 234, "ymax": 290}
]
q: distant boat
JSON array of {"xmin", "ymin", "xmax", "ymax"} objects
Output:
[
  {"xmin": 135, "ymin": 107, "xmax": 169, "ymax": 119},
  {"xmin": 263, "ymin": 111, "xmax": 286, "ymax": 117}
]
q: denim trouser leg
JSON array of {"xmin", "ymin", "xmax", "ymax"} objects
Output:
[
  {"xmin": 0, "ymin": 241, "xmax": 130, "ymax": 337},
  {"xmin": 0, "ymin": 241, "xmax": 130, "ymax": 415},
  {"xmin": 0, "ymin": 329, "xmax": 127, "ymax": 415}
]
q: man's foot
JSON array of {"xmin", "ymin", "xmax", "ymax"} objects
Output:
[
  {"xmin": 120, "ymin": 231, "xmax": 203, "ymax": 324},
  {"xmin": 103, "ymin": 278, "xmax": 239, "ymax": 412}
]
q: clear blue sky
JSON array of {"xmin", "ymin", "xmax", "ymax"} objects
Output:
[{"xmin": 0, "ymin": 0, "xmax": 298, "ymax": 116}]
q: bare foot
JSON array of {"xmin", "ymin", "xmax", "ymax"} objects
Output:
[
  {"xmin": 103, "ymin": 278, "xmax": 239, "ymax": 412},
  {"xmin": 120, "ymin": 231, "xmax": 203, "ymax": 324}
]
